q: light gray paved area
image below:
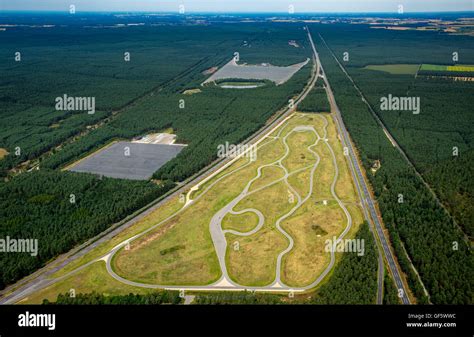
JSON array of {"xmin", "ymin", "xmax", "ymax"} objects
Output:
[
  {"xmin": 69, "ymin": 142, "xmax": 185, "ymax": 180},
  {"xmin": 204, "ymin": 58, "xmax": 310, "ymax": 85}
]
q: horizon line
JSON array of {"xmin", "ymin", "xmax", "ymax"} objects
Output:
[{"xmin": 2, "ymin": 9, "xmax": 474, "ymax": 15}]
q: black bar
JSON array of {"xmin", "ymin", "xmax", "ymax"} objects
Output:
[{"xmin": 0, "ymin": 305, "xmax": 472, "ymax": 337}]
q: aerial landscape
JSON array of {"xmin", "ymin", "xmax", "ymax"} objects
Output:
[{"xmin": 0, "ymin": 0, "xmax": 473, "ymax": 336}]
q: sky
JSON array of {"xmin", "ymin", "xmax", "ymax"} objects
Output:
[{"xmin": 1, "ymin": 0, "xmax": 473, "ymax": 13}]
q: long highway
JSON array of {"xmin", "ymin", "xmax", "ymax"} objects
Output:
[{"xmin": 307, "ymin": 28, "xmax": 411, "ymax": 304}]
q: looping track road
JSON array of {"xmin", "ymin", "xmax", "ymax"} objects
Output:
[
  {"xmin": 208, "ymin": 114, "xmax": 353, "ymax": 291},
  {"xmin": 101, "ymin": 113, "xmax": 352, "ymax": 293}
]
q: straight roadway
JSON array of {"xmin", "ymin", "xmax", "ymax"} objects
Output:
[{"xmin": 307, "ymin": 28, "xmax": 411, "ymax": 304}]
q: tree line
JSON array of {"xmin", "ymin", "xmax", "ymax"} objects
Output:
[{"xmin": 43, "ymin": 291, "xmax": 182, "ymax": 305}]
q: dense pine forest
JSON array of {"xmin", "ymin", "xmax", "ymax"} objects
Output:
[
  {"xmin": 0, "ymin": 170, "xmax": 174, "ymax": 289},
  {"xmin": 39, "ymin": 65, "xmax": 312, "ymax": 181},
  {"xmin": 313, "ymin": 28, "xmax": 473, "ymax": 304},
  {"xmin": 311, "ymin": 223, "xmax": 378, "ymax": 304},
  {"xmin": 44, "ymin": 291, "xmax": 183, "ymax": 305},
  {"xmin": 424, "ymin": 149, "xmax": 474, "ymax": 238},
  {"xmin": 297, "ymin": 82, "xmax": 330, "ymax": 113},
  {"xmin": 0, "ymin": 22, "xmax": 311, "ymax": 175},
  {"xmin": 195, "ymin": 292, "xmax": 283, "ymax": 304}
]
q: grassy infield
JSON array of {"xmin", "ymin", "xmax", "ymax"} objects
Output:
[{"xmin": 20, "ymin": 113, "xmax": 364, "ymax": 303}]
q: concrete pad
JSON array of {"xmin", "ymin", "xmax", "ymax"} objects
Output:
[{"xmin": 69, "ymin": 141, "xmax": 185, "ymax": 180}]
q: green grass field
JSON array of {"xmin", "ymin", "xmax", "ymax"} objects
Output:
[
  {"xmin": 363, "ymin": 64, "xmax": 420, "ymax": 75},
  {"xmin": 420, "ymin": 64, "xmax": 474, "ymax": 72},
  {"xmin": 111, "ymin": 134, "xmax": 288, "ymax": 285},
  {"xmin": 420, "ymin": 64, "xmax": 448, "ymax": 71},
  {"xmin": 222, "ymin": 211, "xmax": 260, "ymax": 232},
  {"xmin": 20, "ymin": 261, "xmax": 153, "ymax": 304},
  {"xmin": 227, "ymin": 180, "xmax": 293, "ymax": 286}
]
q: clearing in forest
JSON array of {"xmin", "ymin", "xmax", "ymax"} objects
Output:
[
  {"xmin": 203, "ymin": 57, "xmax": 310, "ymax": 86},
  {"xmin": 111, "ymin": 112, "xmax": 363, "ymax": 289},
  {"xmin": 363, "ymin": 64, "xmax": 420, "ymax": 75}
]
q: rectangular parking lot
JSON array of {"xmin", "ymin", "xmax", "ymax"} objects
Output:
[{"xmin": 69, "ymin": 141, "xmax": 185, "ymax": 180}]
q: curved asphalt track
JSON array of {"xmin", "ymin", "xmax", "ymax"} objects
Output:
[
  {"xmin": 207, "ymin": 114, "xmax": 353, "ymax": 290},
  {"xmin": 102, "ymin": 114, "xmax": 352, "ymax": 292}
]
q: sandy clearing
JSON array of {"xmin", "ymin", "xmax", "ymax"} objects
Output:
[
  {"xmin": 203, "ymin": 58, "xmax": 310, "ymax": 86},
  {"xmin": 0, "ymin": 148, "xmax": 8, "ymax": 159}
]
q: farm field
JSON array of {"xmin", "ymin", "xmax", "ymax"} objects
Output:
[
  {"xmin": 420, "ymin": 64, "xmax": 474, "ymax": 72},
  {"xmin": 363, "ymin": 64, "xmax": 420, "ymax": 75}
]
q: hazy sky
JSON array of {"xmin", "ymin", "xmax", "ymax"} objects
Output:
[{"xmin": 1, "ymin": 0, "xmax": 473, "ymax": 13}]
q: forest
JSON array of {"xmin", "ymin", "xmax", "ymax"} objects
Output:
[
  {"xmin": 194, "ymin": 292, "xmax": 283, "ymax": 305},
  {"xmin": 310, "ymin": 222, "xmax": 378, "ymax": 304},
  {"xmin": 313, "ymin": 28, "xmax": 473, "ymax": 304},
  {"xmin": 424, "ymin": 149, "xmax": 474, "ymax": 238},
  {"xmin": 297, "ymin": 82, "xmax": 330, "ymax": 113},
  {"xmin": 0, "ymin": 170, "xmax": 174, "ymax": 289},
  {"xmin": 0, "ymin": 24, "xmax": 211, "ymax": 174},
  {"xmin": 43, "ymin": 291, "xmax": 183, "ymax": 305},
  {"xmin": 36, "ymin": 29, "xmax": 312, "ymax": 181},
  {"xmin": 0, "ymin": 21, "xmax": 310, "ymax": 175}
]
